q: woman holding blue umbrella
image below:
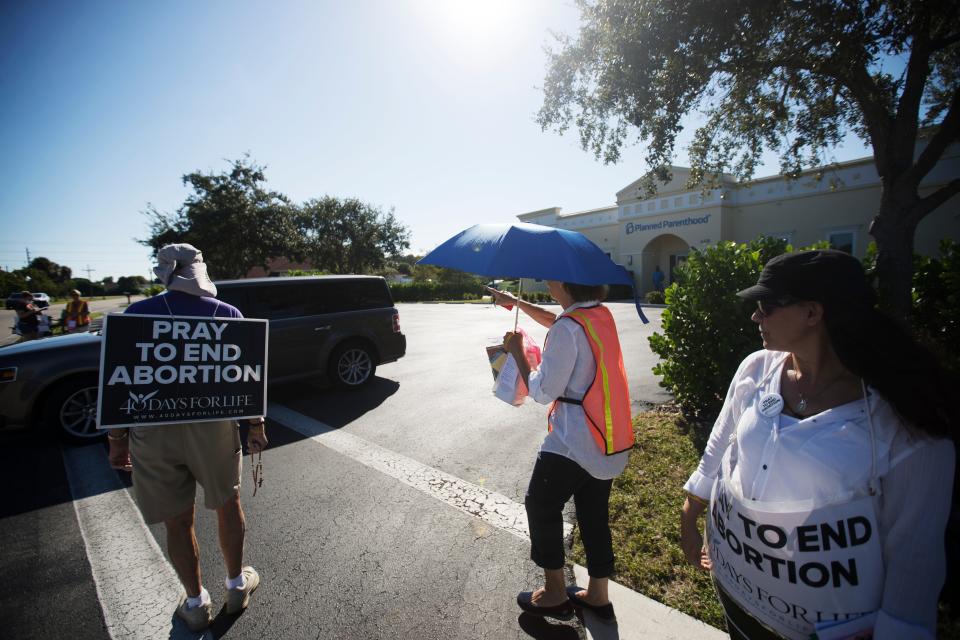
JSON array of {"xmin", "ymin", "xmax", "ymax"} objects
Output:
[{"xmin": 492, "ymin": 279, "xmax": 634, "ymax": 624}]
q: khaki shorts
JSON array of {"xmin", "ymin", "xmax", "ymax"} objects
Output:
[{"xmin": 129, "ymin": 420, "xmax": 242, "ymax": 524}]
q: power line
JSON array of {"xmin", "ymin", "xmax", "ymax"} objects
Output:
[{"xmin": 83, "ymin": 265, "xmax": 96, "ymax": 280}]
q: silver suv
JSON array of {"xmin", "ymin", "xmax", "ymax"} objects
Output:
[
  {"xmin": 0, "ymin": 275, "xmax": 406, "ymax": 442},
  {"xmin": 216, "ymin": 275, "xmax": 405, "ymax": 388}
]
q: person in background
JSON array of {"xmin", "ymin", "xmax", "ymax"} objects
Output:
[
  {"xmin": 62, "ymin": 289, "xmax": 90, "ymax": 333},
  {"xmin": 107, "ymin": 243, "xmax": 268, "ymax": 632},
  {"xmin": 14, "ymin": 291, "xmax": 42, "ymax": 341},
  {"xmin": 652, "ymin": 265, "xmax": 666, "ymax": 293},
  {"xmin": 491, "ymin": 282, "xmax": 632, "ymax": 624},
  {"xmin": 680, "ymin": 250, "xmax": 956, "ymax": 640}
]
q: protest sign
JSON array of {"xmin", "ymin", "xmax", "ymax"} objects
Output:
[
  {"xmin": 97, "ymin": 314, "xmax": 268, "ymax": 428},
  {"xmin": 708, "ymin": 479, "xmax": 882, "ymax": 639}
]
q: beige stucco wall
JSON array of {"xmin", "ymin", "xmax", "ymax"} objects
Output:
[{"xmin": 517, "ymin": 144, "xmax": 959, "ymax": 297}]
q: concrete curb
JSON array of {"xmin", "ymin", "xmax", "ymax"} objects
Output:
[{"xmin": 572, "ymin": 565, "xmax": 726, "ymax": 640}]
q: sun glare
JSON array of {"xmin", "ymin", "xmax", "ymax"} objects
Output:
[{"xmin": 414, "ymin": 0, "xmax": 538, "ymax": 64}]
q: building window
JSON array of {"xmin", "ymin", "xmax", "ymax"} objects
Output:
[
  {"xmin": 828, "ymin": 230, "xmax": 856, "ymax": 254},
  {"xmin": 688, "ymin": 194, "xmax": 697, "ymax": 205},
  {"xmin": 647, "ymin": 202, "xmax": 655, "ymax": 212},
  {"xmin": 660, "ymin": 199, "xmax": 668, "ymax": 209}
]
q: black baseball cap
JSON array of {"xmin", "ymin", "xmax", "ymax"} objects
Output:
[{"xmin": 737, "ymin": 250, "xmax": 875, "ymax": 306}]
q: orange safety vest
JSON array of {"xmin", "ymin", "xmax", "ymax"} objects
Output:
[
  {"xmin": 65, "ymin": 299, "xmax": 91, "ymax": 326},
  {"xmin": 548, "ymin": 305, "xmax": 633, "ymax": 456}
]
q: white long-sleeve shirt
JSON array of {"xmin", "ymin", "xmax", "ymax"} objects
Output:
[
  {"xmin": 685, "ymin": 349, "xmax": 955, "ymax": 639},
  {"xmin": 527, "ymin": 301, "xmax": 630, "ymax": 480}
]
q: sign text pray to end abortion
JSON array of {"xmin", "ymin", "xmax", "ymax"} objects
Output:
[{"xmin": 98, "ymin": 315, "xmax": 268, "ymax": 428}]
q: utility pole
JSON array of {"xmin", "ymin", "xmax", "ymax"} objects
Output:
[
  {"xmin": 25, "ymin": 247, "xmax": 31, "ymax": 265},
  {"xmin": 83, "ymin": 265, "xmax": 95, "ymax": 280}
]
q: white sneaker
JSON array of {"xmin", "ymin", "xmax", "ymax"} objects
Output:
[
  {"xmin": 176, "ymin": 597, "xmax": 213, "ymax": 631},
  {"xmin": 225, "ymin": 566, "xmax": 260, "ymax": 614}
]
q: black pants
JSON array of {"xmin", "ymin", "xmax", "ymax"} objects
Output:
[
  {"xmin": 714, "ymin": 579, "xmax": 787, "ymax": 640},
  {"xmin": 525, "ymin": 451, "xmax": 615, "ymax": 578}
]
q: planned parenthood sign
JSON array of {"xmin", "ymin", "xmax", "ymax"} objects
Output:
[{"xmin": 97, "ymin": 314, "xmax": 268, "ymax": 428}]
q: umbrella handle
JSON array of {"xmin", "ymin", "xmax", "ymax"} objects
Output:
[{"xmin": 514, "ymin": 279, "xmax": 522, "ymax": 333}]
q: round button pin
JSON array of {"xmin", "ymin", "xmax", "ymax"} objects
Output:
[{"xmin": 758, "ymin": 393, "xmax": 784, "ymax": 418}]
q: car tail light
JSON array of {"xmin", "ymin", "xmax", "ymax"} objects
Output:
[
  {"xmin": 392, "ymin": 311, "xmax": 401, "ymax": 333},
  {"xmin": 0, "ymin": 367, "xmax": 17, "ymax": 383}
]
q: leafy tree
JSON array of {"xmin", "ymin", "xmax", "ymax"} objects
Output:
[
  {"xmin": 294, "ymin": 197, "xmax": 410, "ymax": 274},
  {"xmin": 116, "ymin": 275, "xmax": 147, "ymax": 293},
  {"xmin": 0, "ymin": 270, "xmax": 28, "ymax": 295},
  {"xmin": 27, "ymin": 257, "xmax": 72, "ymax": 284},
  {"xmin": 140, "ymin": 156, "xmax": 297, "ymax": 279},
  {"xmin": 539, "ymin": 0, "xmax": 960, "ymax": 322},
  {"xmin": 67, "ymin": 278, "xmax": 105, "ymax": 297},
  {"xmin": 18, "ymin": 269, "xmax": 57, "ymax": 296}
]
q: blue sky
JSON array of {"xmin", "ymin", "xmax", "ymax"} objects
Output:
[{"xmin": 1, "ymin": 0, "xmax": 871, "ymax": 281}]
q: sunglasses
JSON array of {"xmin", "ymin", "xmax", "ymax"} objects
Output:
[{"xmin": 756, "ymin": 297, "xmax": 800, "ymax": 316}]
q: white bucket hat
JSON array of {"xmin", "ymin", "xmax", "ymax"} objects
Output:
[{"xmin": 153, "ymin": 243, "xmax": 218, "ymax": 297}]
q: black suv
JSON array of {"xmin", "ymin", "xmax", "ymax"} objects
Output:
[
  {"xmin": 215, "ymin": 275, "xmax": 405, "ymax": 388},
  {"xmin": 0, "ymin": 275, "xmax": 406, "ymax": 442}
]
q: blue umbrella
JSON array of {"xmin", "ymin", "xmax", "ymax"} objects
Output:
[{"xmin": 418, "ymin": 223, "xmax": 648, "ymax": 323}]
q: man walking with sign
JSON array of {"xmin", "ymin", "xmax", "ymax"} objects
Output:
[{"xmin": 107, "ymin": 243, "xmax": 268, "ymax": 632}]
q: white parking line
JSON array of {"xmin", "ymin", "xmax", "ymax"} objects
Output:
[
  {"xmin": 62, "ymin": 445, "xmax": 208, "ymax": 640},
  {"xmin": 267, "ymin": 403, "xmax": 573, "ymax": 540}
]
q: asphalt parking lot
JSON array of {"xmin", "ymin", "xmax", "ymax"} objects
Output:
[{"xmin": 0, "ymin": 302, "xmax": 670, "ymax": 640}]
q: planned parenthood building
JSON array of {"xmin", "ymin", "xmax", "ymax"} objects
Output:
[{"xmin": 517, "ymin": 143, "xmax": 959, "ymax": 295}]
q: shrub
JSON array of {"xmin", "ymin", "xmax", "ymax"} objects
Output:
[
  {"xmin": 389, "ymin": 281, "xmax": 485, "ymax": 302},
  {"xmin": 865, "ymin": 239, "xmax": 960, "ymax": 374},
  {"xmin": 913, "ymin": 240, "xmax": 960, "ymax": 373},
  {"xmin": 648, "ymin": 237, "xmax": 790, "ymax": 419},
  {"xmin": 143, "ymin": 285, "xmax": 165, "ymax": 297},
  {"xmin": 644, "ymin": 290, "xmax": 665, "ymax": 304}
]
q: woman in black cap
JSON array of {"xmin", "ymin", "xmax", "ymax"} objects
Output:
[{"xmin": 679, "ymin": 250, "xmax": 955, "ymax": 640}]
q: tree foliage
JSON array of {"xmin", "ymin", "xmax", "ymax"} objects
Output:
[
  {"xmin": 0, "ymin": 258, "xmax": 137, "ymax": 298},
  {"xmin": 539, "ymin": 0, "xmax": 960, "ymax": 321},
  {"xmin": 140, "ymin": 156, "xmax": 295, "ymax": 280},
  {"xmin": 140, "ymin": 156, "xmax": 411, "ymax": 279},
  {"xmin": 293, "ymin": 197, "xmax": 410, "ymax": 274}
]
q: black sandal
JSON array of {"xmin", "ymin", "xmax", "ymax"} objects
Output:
[
  {"xmin": 565, "ymin": 586, "xmax": 616, "ymax": 622},
  {"xmin": 516, "ymin": 591, "xmax": 575, "ymax": 621}
]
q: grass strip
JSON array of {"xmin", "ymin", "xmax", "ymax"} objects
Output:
[{"xmin": 571, "ymin": 405, "xmax": 726, "ymax": 630}]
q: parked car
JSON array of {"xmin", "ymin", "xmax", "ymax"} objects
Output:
[
  {"xmin": 4, "ymin": 291, "xmax": 50, "ymax": 310},
  {"xmin": 31, "ymin": 292, "xmax": 51, "ymax": 308},
  {"xmin": 216, "ymin": 276, "xmax": 405, "ymax": 388},
  {"xmin": 0, "ymin": 276, "xmax": 406, "ymax": 442}
]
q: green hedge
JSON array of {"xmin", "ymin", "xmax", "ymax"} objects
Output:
[
  {"xmin": 389, "ymin": 281, "xmax": 486, "ymax": 302},
  {"xmin": 645, "ymin": 290, "xmax": 666, "ymax": 304},
  {"xmin": 865, "ymin": 239, "xmax": 960, "ymax": 374},
  {"xmin": 649, "ymin": 237, "xmax": 960, "ymax": 423},
  {"xmin": 648, "ymin": 237, "xmax": 794, "ymax": 420},
  {"xmin": 912, "ymin": 239, "xmax": 960, "ymax": 373}
]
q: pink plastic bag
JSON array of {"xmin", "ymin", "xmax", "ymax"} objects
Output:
[{"xmin": 485, "ymin": 327, "xmax": 542, "ymax": 406}]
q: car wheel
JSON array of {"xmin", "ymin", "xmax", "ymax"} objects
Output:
[
  {"xmin": 42, "ymin": 375, "xmax": 104, "ymax": 443},
  {"xmin": 328, "ymin": 341, "xmax": 376, "ymax": 388}
]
